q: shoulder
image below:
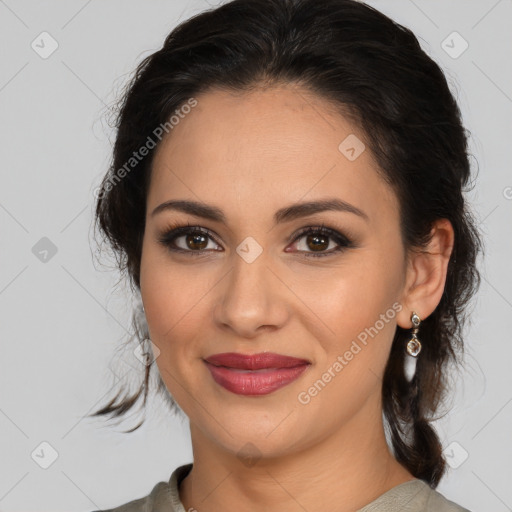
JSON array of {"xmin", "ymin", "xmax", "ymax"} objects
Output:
[
  {"xmin": 88, "ymin": 463, "xmax": 192, "ymax": 512},
  {"xmin": 358, "ymin": 479, "xmax": 472, "ymax": 512},
  {"xmin": 425, "ymin": 484, "xmax": 472, "ymax": 512},
  {"xmin": 403, "ymin": 480, "xmax": 472, "ymax": 512},
  {"xmin": 89, "ymin": 481, "xmax": 171, "ymax": 512}
]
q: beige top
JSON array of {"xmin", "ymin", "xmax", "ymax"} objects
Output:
[{"xmin": 93, "ymin": 463, "xmax": 472, "ymax": 512}]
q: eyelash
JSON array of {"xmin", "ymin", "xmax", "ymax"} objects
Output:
[{"xmin": 157, "ymin": 221, "xmax": 355, "ymax": 258}]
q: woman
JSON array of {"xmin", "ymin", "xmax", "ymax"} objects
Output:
[{"xmin": 90, "ymin": 0, "xmax": 481, "ymax": 510}]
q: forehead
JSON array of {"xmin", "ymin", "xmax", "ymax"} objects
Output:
[{"xmin": 148, "ymin": 84, "xmax": 398, "ymax": 228}]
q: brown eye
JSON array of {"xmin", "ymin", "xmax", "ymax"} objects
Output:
[
  {"xmin": 184, "ymin": 231, "xmax": 209, "ymax": 251},
  {"xmin": 158, "ymin": 223, "xmax": 354, "ymax": 259},
  {"xmin": 304, "ymin": 232, "xmax": 330, "ymax": 252},
  {"xmin": 288, "ymin": 226, "xmax": 354, "ymax": 258},
  {"xmin": 158, "ymin": 225, "xmax": 222, "ymax": 256}
]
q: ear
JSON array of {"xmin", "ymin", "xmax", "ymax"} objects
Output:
[{"xmin": 396, "ymin": 218, "xmax": 455, "ymax": 329}]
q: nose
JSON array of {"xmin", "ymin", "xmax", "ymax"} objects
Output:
[{"xmin": 213, "ymin": 251, "xmax": 290, "ymax": 339}]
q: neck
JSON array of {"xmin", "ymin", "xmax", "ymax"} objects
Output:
[{"xmin": 179, "ymin": 395, "xmax": 415, "ymax": 512}]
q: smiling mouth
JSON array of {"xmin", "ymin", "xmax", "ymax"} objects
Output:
[{"xmin": 202, "ymin": 352, "xmax": 311, "ymax": 395}]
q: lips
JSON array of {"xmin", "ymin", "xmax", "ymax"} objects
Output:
[
  {"xmin": 203, "ymin": 352, "xmax": 311, "ymax": 396},
  {"xmin": 204, "ymin": 352, "xmax": 310, "ymax": 370}
]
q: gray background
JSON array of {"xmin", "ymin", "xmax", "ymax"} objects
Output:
[{"xmin": 1, "ymin": 0, "xmax": 510, "ymax": 510}]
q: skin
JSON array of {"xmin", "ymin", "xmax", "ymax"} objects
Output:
[{"xmin": 139, "ymin": 83, "xmax": 454, "ymax": 512}]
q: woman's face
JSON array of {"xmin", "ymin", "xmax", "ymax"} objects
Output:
[{"xmin": 140, "ymin": 84, "xmax": 410, "ymax": 459}]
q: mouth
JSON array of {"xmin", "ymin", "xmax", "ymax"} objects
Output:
[{"xmin": 203, "ymin": 352, "xmax": 311, "ymax": 396}]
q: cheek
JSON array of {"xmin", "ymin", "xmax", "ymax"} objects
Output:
[
  {"xmin": 298, "ymin": 257, "xmax": 401, "ymax": 327},
  {"xmin": 139, "ymin": 249, "xmax": 216, "ymax": 371},
  {"xmin": 294, "ymin": 272, "xmax": 401, "ymax": 414},
  {"xmin": 291, "ymin": 248, "xmax": 404, "ymax": 371},
  {"xmin": 140, "ymin": 269, "xmax": 208, "ymax": 406},
  {"xmin": 139, "ymin": 236, "xmax": 235, "ymax": 414}
]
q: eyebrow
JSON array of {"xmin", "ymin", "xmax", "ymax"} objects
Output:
[{"xmin": 151, "ymin": 197, "xmax": 369, "ymax": 224}]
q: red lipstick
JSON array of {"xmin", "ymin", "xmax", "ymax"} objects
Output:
[{"xmin": 204, "ymin": 352, "xmax": 311, "ymax": 396}]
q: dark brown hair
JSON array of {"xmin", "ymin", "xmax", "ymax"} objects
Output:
[{"xmin": 89, "ymin": 0, "xmax": 482, "ymax": 488}]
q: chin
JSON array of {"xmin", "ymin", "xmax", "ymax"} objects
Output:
[{"xmin": 193, "ymin": 406, "xmax": 309, "ymax": 458}]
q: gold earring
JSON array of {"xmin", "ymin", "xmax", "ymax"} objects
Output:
[{"xmin": 406, "ymin": 311, "xmax": 422, "ymax": 357}]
